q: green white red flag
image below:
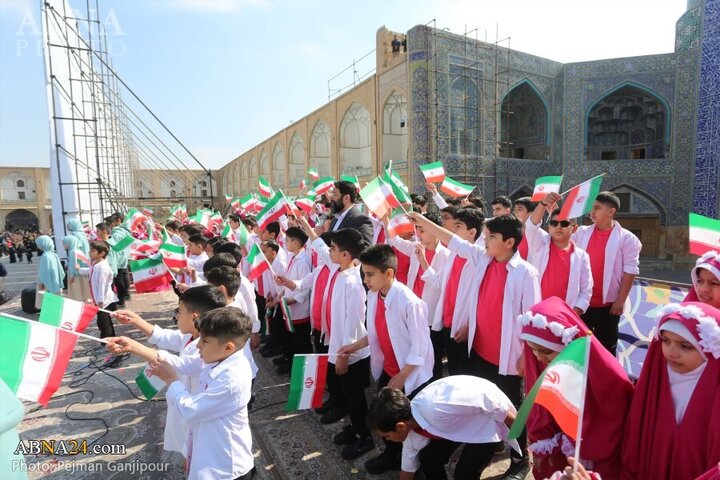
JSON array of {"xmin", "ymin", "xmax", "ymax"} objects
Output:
[
  {"xmin": 286, "ymin": 354, "xmax": 329, "ymax": 410},
  {"xmin": 360, "ymin": 177, "xmax": 393, "ymax": 219},
  {"xmin": 313, "ymin": 176, "xmax": 335, "ymax": 195},
  {"xmin": 39, "ymin": 293, "xmax": 98, "ymax": 333},
  {"xmin": 224, "ymin": 193, "xmax": 233, "ymax": 202},
  {"xmin": 221, "ymin": 222, "xmax": 237, "ymax": 242},
  {"xmin": 307, "ymin": 167, "xmax": 319, "ymax": 181},
  {"xmin": 341, "ymin": 175, "xmax": 360, "ymax": 191},
  {"xmin": 295, "ymin": 195, "xmax": 315, "ymax": 214},
  {"xmin": 256, "ymin": 191, "xmax": 288, "ymax": 231},
  {"xmin": 0, "ymin": 315, "xmax": 78, "ymax": 406},
  {"xmin": 532, "ymin": 175, "xmax": 563, "ymax": 201},
  {"xmin": 556, "ymin": 176, "xmax": 603, "ymax": 221},
  {"xmin": 191, "ymin": 210, "xmax": 212, "ymax": 230},
  {"xmin": 158, "ymin": 242, "xmax": 187, "ymax": 269},
  {"xmin": 419, "ymin": 161, "xmax": 445, "ymax": 183},
  {"xmin": 258, "ymin": 176, "xmax": 273, "ymax": 198},
  {"xmin": 234, "ymin": 221, "xmax": 251, "ymax": 248},
  {"xmin": 279, "ymin": 297, "xmax": 295, "ymax": 332},
  {"xmin": 129, "ymin": 255, "xmax": 173, "ymax": 293},
  {"xmin": 441, "ymin": 176, "xmax": 474, "ymax": 198},
  {"xmin": 246, "ymin": 243, "xmax": 271, "ymax": 281},
  {"xmin": 238, "ymin": 193, "xmax": 254, "ymax": 211},
  {"xmin": 136, "ymin": 363, "xmax": 166, "ymax": 400},
  {"xmin": 383, "ymin": 170, "xmax": 412, "ymax": 205},
  {"xmin": 122, "ymin": 208, "xmax": 148, "ymax": 233},
  {"xmin": 689, "ymin": 213, "xmax": 720, "ymax": 256},
  {"xmin": 387, "ymin": 209, "xmax": 415, "ymax": 237},
  {"xmin": 509, "ymin": 336, "xmax": 591, "ymax": 442}
]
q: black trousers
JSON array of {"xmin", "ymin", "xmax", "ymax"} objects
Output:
[
  {"xmin": 255, "ymin": 294, "xmax": 267, "ymax": 338},
  {"xmin": 468, "ymin": 351, "xmax": 526, "ymax": 455},
  {"xmin": 442, "ymin": 327, "xmax": 471, "ymax": 375},
  {"xmin": 335, "ymin": 356, "xmax": 371, "ymax": 437},
  {"xmin": 419, "ymin": 438, "xmax": 500, "ymax": 480},
  {"xmin": 282, "ymin": 321, "xmax": 312, "ymax": 360},
  {"xmin": 114, "ymin": 268, "xmax": 130, "ymax": 303},
  {"xmin": 582, "ymin": 305, "xmax": 620, "ymax": 357},
  {"xmin": 430, "ymin": 328, "xmax": 445, "ymax": 381},
  {"xmin": 96, "ymin": 302, "xmax": 117, "ymax": 338}
]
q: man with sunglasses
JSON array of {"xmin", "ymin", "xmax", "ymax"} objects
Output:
[{"xmin": 524, "ymin": 192, "xmax": 593, "ymax": 317}]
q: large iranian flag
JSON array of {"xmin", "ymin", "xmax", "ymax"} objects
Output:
[
  {"xmin": 39, "ymin": 293, "xmax": 98, "ymax": 333},
  {"xmin": 256, "ymin": 191, "xmax": 287, "ymax": 231},
  {"xmin": 531, "ymin": 175, "xmax": 563, "ymax": 201},
  {"xmin": 689, "ymin": 213, "xmax": 720, "ymax": 256},
  {"xmin": 286, "ymin": 354, "xmax": 329, "ymax": 411},
  {"xmin": 246, "ymin": 243, "xmax": 271, "ymax": 281},
  {"xmin": 158, "ymin": 242, "xmax": 187, "ymax": 269},
  {"xmin": 0, "ymin": 315, "xmax": 78, "ymax": 406},
  {"xmin": 556, "ymin": 176, "xmax": 603, "ymax": 221},
  {"xmin": 122, "ymin": 208, "xmax": 148, "ymax": 233},
  {"xmin": 509, "ymin": 337, "xmax": 590, "ymax": 441},
  {"xmin": 419, "ymin": 161, "xmax": 445, "ymax": 183},
  {"xmin": 129, "ymin": 255, "xmax": 173, "ymax": 293},
  {"xmin": 387, "ymin": 209, "xmax": 415, "ymax": 237},
  {"xmin": 313, "ymin": 176, "xmax": 335, "ymax": 195},
  {"xmin": 360, "ymin": 177, "xmax": 392, "ymax": 219},
  {"xmin": 441, "ymin": 176, "xmax": 474, "ymax": 197},
  {"xmin": 258, "ymin": 176, "xmax": 273, "ymax": 198}
]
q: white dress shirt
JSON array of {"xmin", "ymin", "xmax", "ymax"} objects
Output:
[
  {"xmin": 448, "ymin": 236, "xmax": 541, "ymax": 375},
  {"xmin": 401, "ymin": 375, "xmax": 518, "ymax": 473},
  {"xmin": 524, "ymin": 217, "xmax": 593, "ymax": 313},
  {"xmin": 230, "ymin": 283, "xmax": 260, "ymax": 379},
  {"xmin": 366, "ymin": 282, "xmax": 433, "ymax": 393},
  {"xmin": 166, "ymin": 349, "xmax": 253, "ymax": 480},
  {"xmin": 88, "ymin": 259, "xmax": 118, "ymax": 308},
  {"xmin": 282, "ymin": 249, "xmax": 312, "ymax": 320}
]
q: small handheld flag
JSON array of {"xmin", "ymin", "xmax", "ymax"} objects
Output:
[
  {"xmin": 531, "ymin": 175, "xmax": 563, "ymax": 201},
  {"xmin": 689, "ymin": 213, "xmax": 720, "ymax": 256},
  {"xmin": 440, "ymin": 176, "xmax": 474, "ymax": 198},
  {"xmin": 556, "ymin": 175, "xmax": 604, "ymax": 221},
  {"xmin": 419, "ymin": 161, "xmax": 445, "ymax": 183},
  {"xmin": 286, "ymin": 354, "xmax": 329, "ymax": 411}
]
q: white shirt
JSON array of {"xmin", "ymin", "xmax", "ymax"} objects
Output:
[
  {"xmin": 282, "ymin": 249, "xmax": 312, "ymax": 320},
  {"xmin": 572, "ymin": 222, "xmax": 641, "ymax": 304},
  {"xmin": 524, "ymin": 217, "xmax": 593, "ymax": 313},
  {"xmin": 426, "ymin": 247, "xmax": 479, "ymax": 335},
  {"xmin": 253, "ymin": 249, "xmax": 287, "ymax": 298},
  {"xmin": 87, "ymin": 259, "xmax": 118, "ymax": 308},
  {"xmin": 166, "ymin": 349, "xmax": 253, "ymax": 480},
  {"xmin": 389, "ymin": 237, "xmax": 451, "ymax": 325},
  {"xmin": 231, "ymin": 276, "xmax": 260, "ymax": 378},
  {"xmin": 185, "ymin": 252, "xmax": 209, "ymax": 286},
  {"xmin": 366, "ymin": 282, "xmax": 433, "ymax": 393},
  {"xmin": 401, "ymin": 375, "xmax": 518, "ymax": 473},
  {"xmin": 448, "ymin": 236, "xmax": 541, "ymax": 375},
  {"xmin": 149, "ymin": 326, "xmax": 198, "ymax": 456}
]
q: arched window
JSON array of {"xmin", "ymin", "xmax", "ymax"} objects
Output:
[
  {"xmin": 500, "ymin": 80, "xmax": 549, "ymax": 160},
  {"xmin": 382, "ymin": 91, "xmax": 408, "ymax": 167},
  {"xmin": 449, "ymin": 77, "xmax": 480, "ymax": 156},
  {"xmin": 310, "ymin": 120, "xmax": 332, "ymax": 177},
  {"xmin": 248, "ymin": 157, "xmax": 258, "ymax": 191},
  {"xmin": 288, "ymin": 133, "xmax": 306, "ymax": 187},
  {"xmin": 339, "ymin": 102, "xmax": 372, "ymax": 177},
  {"xmin": 16, "ymin": 179, "xmax": 24, "ymax": 188},
  {"xmin": 586, "ymin": 83, "xmax": 669, "ymax": 161},
  {"xmin": 259, "ymin": 150, "xmax": 270, "ymax": 180},
  {"xmin": 272, "ymin": 142, "xmax": 285, "ymax": 188}
]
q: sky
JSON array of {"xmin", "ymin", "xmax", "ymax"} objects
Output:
[{"xmin": 0, "ymin": 0, "xmax": 688, "ymax": 171}]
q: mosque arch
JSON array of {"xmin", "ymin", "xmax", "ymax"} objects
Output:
[
  {"xmin": 382, "ymin": 91, "xmax": 408, "ymax": 165},
  {"xmin": 272, "ymin": 142, "xmax": 286, "ymax": 188},
  {"xmin": 310, "ymin": 120, "xmax": 332, "ymax": 177},
  {"xmin": 500, "ymin": 79, "xmax": 550, "ymax": 160},
  {"xmin": 449, "ymin": 77, "xmax": 480, "ymax": 156},
  {"xmin": 339, "ymin": 102, "xmax": 372, "ymax": 177},
  {"xmin": 288, "ymin": 132, "xmax": 306, "ymax": 187}
]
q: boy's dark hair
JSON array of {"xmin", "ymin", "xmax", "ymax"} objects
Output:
[
  {"xmin": 440, "ymin": 205, "xmax": 459, "ymax": 216},
  {"xmin": 213, "ymin": 243, "xmax": 243, "ymax": 265},
  {"xmin": 203, "ymin": 253, "xmax": 238, "ymax": 274},
  {"xmin": 88, "ymin": 241, "xmax": 109, "ymax": 257},
  {"xmin": 242, "ymin": 217, "xmax": 257, "ymax": 229},
  {"xmin": 263, "ymin": 221, "xmax": 280, "ymax": 238},
  {"xmin": 334, "ymin": 180, "xmax": 359, "ymax": 203},
  {"xmin": 195, "ymin": 306, "xmax": 251, "ymax": 345},
  {"xmin": 205, "ymin": 266, "xmax": 241, "ymax": 297},
  {"xmin": 165, "ymin": 220, "xmax": 182, "ymax": 232},
  {"xmin": 179, "ymin": 285, "xmax": 227, "ymax": 314},
  {"xmin": 261, "ymin": 240, "xmax": 280, "ymax": 253},
  {"xmin": 188, "ymin": 234, "xmax": 207, "ymax": 248},
  {"xmin": 207, "ymin": 237, "xmax": 228, "ymax": 250},
  {"xmin": 331, "ymin": 228, "xmax": 368, "ymax": 260},
  {"xmin": 595, "ymin": 191, "xmax": 621, "ymax": 212},
  {"xmin": 228, "ymin": 214, "xmax": 241, "ymax": 223},
  {"xmin": 319, "ymin": 231, "xmax": 333, "ymax": 247},
  {"xmin": 466, "ymin": 193, "xmax": 486, "ymax": 211},
  {"xmin": 514, "ymin": 197, "xmax": 536, "ymax": 213},
  {"xmin": 284, "ymin": 226, "xmax": 308, "ymax": 245},
  {"xmin": 180, "ymin": 224, "xmax": 202, "ymax": 236},
  {"xmin": 367, "ymin": 387, "xmax": 412, "ymax": 433},
  {"xmin": 359, "ymin": 244, "xmax": 397, "ymax": 273},
  {"xmin": 491, "ymin": 195, "xmax": 512, "ymax": 209},
  {"xmin": 484, "ymin": 214, "xmax": 523, "ymax": 251},
  {"xmin": 446, "ymin": 197, "xmax": 462, "ymax": 206},
  {"xmin": 451, "ymin": 207, "xmax": 486, "ymax": 240},
  {"xmin": 410, "ymin": 193, "xmax": 427, "ymax": 208},
  {"xmin": 95, "ymin": 222, "xmax": 111, "ymax": 233},
  {"xmin": 423, "ymin": 212, "xmax": 443, "ymax": 227}
]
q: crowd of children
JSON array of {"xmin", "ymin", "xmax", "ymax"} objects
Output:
[{"xmin": 51, "ymin": 178, "xmax": 720, "ymax": 480}]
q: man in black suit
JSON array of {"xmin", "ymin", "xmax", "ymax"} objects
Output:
[{"xmin": 327, "ymin": 180, "xmax": 374, "ymax": 244}]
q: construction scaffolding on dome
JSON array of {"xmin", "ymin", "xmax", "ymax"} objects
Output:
[{"xmin": 41, "ymin": 0, "xmax": 214, "ymax": 252}]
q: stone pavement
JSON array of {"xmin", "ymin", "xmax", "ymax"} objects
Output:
[{"xmin": 7, "ymin": 286, "xmax": 521, "ymax": 479}]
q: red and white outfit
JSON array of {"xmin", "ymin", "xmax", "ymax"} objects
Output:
[
  {"xmin": 281, "ymin": 249, "xmax": 311, "ymax": 324},
  {"xmin": 87, "ymin": 259, "xmax": 117, "ymax": 308},
  {"xmin": 622, "ymin": 302, "xmax": 720, "ymax": 480},
  {"xmin": 519, "ymin": 297, "xmax": 633, "ymax": 479},
  {"xmin": 686, "ymin": 251, "xmax": 720, "ymax": 303}
]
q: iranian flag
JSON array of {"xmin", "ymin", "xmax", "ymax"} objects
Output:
[
  {"xmin": 256, "ymin": 191, "xmax": 288, "ymax": 231},
  {"xmin": 136, "ymin": 363, "xmax": 166, "ymax": 400},
  {"xmin": 299, "ymin": 179, "xmax": 306, "ymax": 191},
  {"xmin": 509, "ymin": 337, "xmax": 590, "ymax": 442},
  {"xmin": 141, "ymin": 207, "xmax": 154, "ymax": 217},
  {"xmin": 387, "ymin": 209, "xmax": 415, "ymax": 237},
  {"xmin": 341, "ymin": 175, "xmax": 360, "ymax": 191},
  {"xmin": 191, "ymin": 210, "xmax": 212, "ymax": 230},
  {"xmin": 295, "ymin": 195, "xmax": 315, "ymax": 214},
  {"xmin": 419, "ymin": 161, "xmax": 445, "ymax": 183},
  {"xmin": 0, "ymin": 315, "xmax": 78, "ymax": 406},
  {"xmin": 75, "ymin": 250, "xmax": 90, "ymax": 268},
  {"xmin": 441, "ymin": 176, "xmax": 474, "ymax": 198},
  {"xmin": 531, "ymin": 175, "xmax": 563, "ymax": 201},
  {"xmin": 234, "ymin": 221, "xmax": 251, "ymax": 248},
  {"xmin": 246, "ymin": 243, "xmax": 271, "ymax": 281},
  {"xmin": 383, "ymin": 170, "xmax": 412, "ymax": 204},
  {"xmin": 224, "ymin": 193, "xmax": 233, "ymax": 202},
  {"xmin": 360, "ymin": 177, "xmax": 393, "ymax": 219},
  {"xmin": 279, "ymin": 297, "xmax": 295, "ymax": 332},
  {"xmin": 122, "ymin": 208, "xmax": 148, "ymax": 233},
  {"xmin": 129, "ymin": 255, "xmax": 173, "ymax": 293},
  {"xmin": 221, "ymin": 222, "xmax": 237, "ymax": 243},
  {"xmin": 258, "ymin": 176, "xmax": 273, "ymax": 198},
  {"xmin": 308, "ymin": 167, "xmax": 319, "ymax": 181},
  {"xmin": 130, "ymin": 239, "xmax": 160, "ymax": 256},
  {"xmin": 556, "ymin": 176, "xmax": 603, "ymax": 221},
  {"xmin": 39, "ymin": 293, "xmax": 98, "ymax": 333},
  {"xmin": 313, "ymin": 176, "xmax": 335, "ymax": 195},
  {"xmin": 111, "ymin": 235, "xmax": 136, "ymax": 253},
  {"xmin": 689, "ymin": 213, "xmax": 720, "ymax": 256},
  {"xmin": 286, "ymin": 354, "xmax": 329, "ymax": 411},
  {"xmin": 238, "ymin": 193, "xmax": 254, "ymax": 210},
  {"xmin": 158, "ymin": 242, "xmax": 187, "ymax": 269}
]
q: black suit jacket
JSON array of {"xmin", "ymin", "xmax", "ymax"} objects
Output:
[{"xmin": 329, "ymin": 205, "xmax": 374, "ymax": 245}]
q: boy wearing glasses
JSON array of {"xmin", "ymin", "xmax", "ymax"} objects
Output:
[{"xmin": 525, "ymin": 194, "xmax": 593, "ymax": 316}]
